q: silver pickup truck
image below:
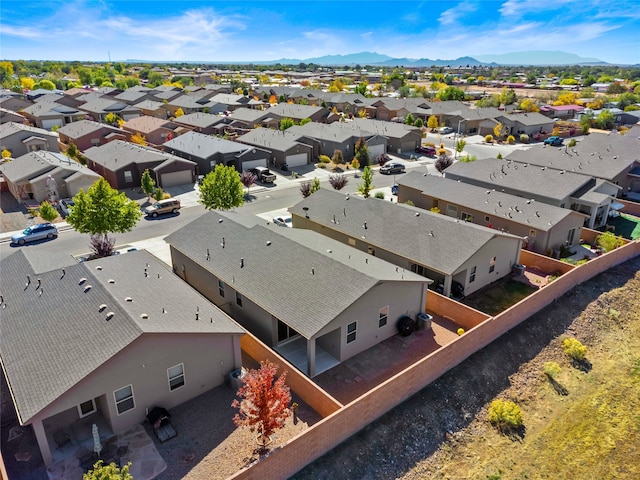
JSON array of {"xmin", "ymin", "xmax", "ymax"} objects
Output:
[{"xmin": 249, "ymin": 166, "xmax": 276, "ymax": 183}]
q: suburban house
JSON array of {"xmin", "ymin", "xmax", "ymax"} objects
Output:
[
  {"xmin": 0, "ymin": 107, "xmax": 27, "ymax": 125},
  {"xmin": 493, "ymin": 112, "xmax": 556, "ymax": 137},
  {"xmin": 539, "ymin": 104, "xmax": 585, "ymax": 120},
  {"xmin": 444, "ymin": 158, "xmax": 621, "ymax": 229},
  {"xmin": 349, "ymin": 118, "xmax": 423, "ymax": 153},
  {"xmin": 220, "ymin": 108, "xmax": 280, "ymax": 132},
  {"xmin": 236, "ymin": 127, "xmax": 314, "ymax": 169},
  {"xmin": 396, "ymin": 171, "xmax": 587, "ymax": 255},
  {"xmin": 172, "ymin": 112, "xmax": 227, "ymax": 135},
  {"xmin": 83, "ymin": 140, "xmax": 197, "ymax": 189},
  {"xmin": 57, "ymin": 120, "xmax": 130, "ymax": 152},
  {"xmin": 289, "ymin": 189, "xmax": 523, "ymax": 298},
  {"xmin": 0, "ymin": 93, "xmax": 32, "ymax": 113},
  {"xmin": 121, "ymin": 116, "xmax": 186, "ymax": 147},
  {"xmin": 21, "ymin": 100, "xmax": 86, "ymax": 130},
  {"xmin": 507, "ymin": 131, "xmax": 640, "ymax": 194},
  {"xmin": 207, "ymin": 93, "xmax": 263, "ymax": 112},
  {"xmin": 163, "ymin": 130, "xmax": 270, "ymax": 175},
  {"xmin": 134, "ymin": 100, "xmax": 172, "ymax": 119},
  {"xmin": 164, "ymin": 94, "xmax": 218, "ymax": 116},
  {"xmin": 0, "ymin": 249, "xmax": 244, "ymax": 467},
  {"xmin": 77, "ymin": 98, "xmax": 141, "ymax": 123},
  {"xmin": 0, "ymin": 150, "xmax": 101, "ymax": 203},
  {"xmin": 265, "ymin": 103, "xmax": 331, "ymax": 125},
  {"xmin": 113, "ymin": 88, "xmax": 161, "ymax": 106},
  {"xmin": 165, "ymin": 211, "xmax": 431, "ymax": 378},
  {"xmin": 286, "ymin": 122, "xmax": 388, "ymax": 161},
  {"xmin": 0, "ymin": 122, "xmax": 60, "ymax": 157}
]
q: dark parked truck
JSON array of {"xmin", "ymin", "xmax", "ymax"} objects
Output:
[{"xmin": 249, "ymin": 166, "xmax": 276, "ymax": 183}]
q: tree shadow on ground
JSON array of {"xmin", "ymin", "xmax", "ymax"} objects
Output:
[{"xmin": 547, "ymin": 376, "xmax": 569, "ymax": 396}]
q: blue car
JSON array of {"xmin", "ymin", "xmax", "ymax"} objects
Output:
[
  {"xmin": 11, "ymin": 223, "xmax": 58, "ymax": 246},
  {"xmin": 544, "ymin": 136, "xmax": 563, "ymax": 146}
]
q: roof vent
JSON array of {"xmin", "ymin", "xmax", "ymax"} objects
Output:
[
  {"xmin": 83, "ymin": 285, "xmax": 92, "ymax": 292},
  {"xmin": 108, "ymin": 279, "xmax": 115, "ymax": 284},
  {"xmin": 98, "ymin": 304, "xmax": 107, "ymax": 312},
  {"xmin": 125, "ymin": 297, "xmax": 133, "ymax": 302},
  {"xmin": 240, "ymin": 258, "xmax": 244, "ymax": 268},
  {"xmin": 79, "ymin": 277, "xmax": 87, "ymax": 285},
  {"xmin": 415, "ymin": 212, "xmax": 420, "ymax": 216},
  {"xmin": 218, "ymin": 218, "xmax": 223, "ymax": 223},
  {"xmin": 96, "ymin": 266, "xmax": 102, "ymax": 270},
  {"xmin": 106, "ymin": 312, "xmax": 114, "ymax": 321}
]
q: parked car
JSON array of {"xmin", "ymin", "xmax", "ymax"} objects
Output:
[
  {"xmin": 11, "ymin": 223, "xmax": 58, "ymax": 246},
  {"xmin": 144, "ymin": 198, "xmax": 181, "ymax": 217},
  {"xmin": 57, "ymin": 198, "xmax": 75, "ymax": 218},
  {"xmin": 439, "ymin": 126, "xmax": 454, "ymax": 134},
  {"xmin": 380, "ymin": 162, "xmax": 406, "ymax": 175},
  {"xmin": 273, "ymin": 216, "xmax": 292, "ymax": 227},
  {"xmin": 415, "ymin": 145, "xmax": 437, "ymax": 156},
  {"xmin": 248, "ymin": 166, "xmax": 276, "ymax": 183},
  {"xmin": 544, "ymin": 136, "xmax": 563, "ymax": 146}
]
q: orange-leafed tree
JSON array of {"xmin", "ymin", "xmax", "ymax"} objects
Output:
[{"xmin": 232, "ymin": 361, "xmax": 291, "ymax": 449}]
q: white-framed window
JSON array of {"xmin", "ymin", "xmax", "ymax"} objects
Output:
[
  {"xmin": 123, "ymin": 170, "xmax": 133, "ymax": 183},
  {"xmin": 567, "ymin": 228, "xmax": 576, "ymax": 244},
  {"xmin": 218, "ymin": 279, "xmax": 225, "ymax": 298},
  {"xmin": 168, "ymin": 363, "xmax": 185, "ymax": 391},
  {"xmin": 77, "ymin": 398, "xmax": 97, "ymax": 418},
  {"xmin": 379, "ymin": 306, "xmax": 389, "ymax": 328},
  {"xmin": 469, "ymin": 266, "xmax": 477, "ymax": 283},
  {"xmin": 346, "ymin": 322, "xmax": 357, "ymax": 343},
  {"xmin": 114, "ymin": 385, "xmax": 135, "ymax": 415},
  {"xmin": 236, "ymin": 292, "xmax": 243, "ymax": 308},
  {"xmin": 461, "ymin": 212, "xmax": 473, "ymax": 222},
  {"xmin": 489, "ymin": 256, "xmax": 496, "ymax": 273}
]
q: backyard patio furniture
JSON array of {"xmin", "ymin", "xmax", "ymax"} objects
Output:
[
  {"xmin": 53, "ymin": 429, "xmax": 72, "ymax": 451},
  {"xmin": 146, "ymin": 406, "xmax": 177, "ymax": 442}
]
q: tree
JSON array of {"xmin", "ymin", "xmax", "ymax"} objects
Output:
[
  {"xmin": 519, "ymin": 98, "xmax": 539, "ymax": 113},
  {"xmin": 153, "ymin": 187, "xmax": 164, "ymax": 201},
  {"xmin": 493, "ymin": 122, "xmax": 507, "ymax": 139},
  {"xmin": 404, "ymin": 113, "xmax": 415, "ymax": 125},
  {"xmin": 427, "ymin": 115, "xmax": 439, "ymax": 131},
  {"xmin": 354, "ymin": 137, "xmax": 370, "ymax": 167},
  {"xmin": 455, "ymin": 139, "xmax": 466, "ymax": 157},
  {"xmin": 331, "ymin": 149, "xmax": 344, "ymax": 167},
  {"xmin": 38, "ymin": 201, "xmax": 58, "ymax": 222},
  {"xmin": 436, "ymin": 86, "xmax": 465, "ymax": 101},
  {"xmin": 104, "ymin": 112, "xmax": 122, "ymax": 126},
  {"xmin": 414, "ymin": 118, "xmax": 424, "ymax": 128},
  {"xmin": 140, "ymin": 169, "xmax": 156, "ymax": 201},
  {"xmin": 280, "ymin": 117, "xmax": 295, "ymax": 130},
  {"xmin": 310, "ymin": 177, "xmax": 321, "ymax": 195},
  {"xmin": 487, "ymin": 399, "xmax": 523, "ymax": 432},
  {"xmin": 84, "ymin": 460, "xmax": 133, "ymax": 479},
  {"xmin": 299, "ymin": 117, "xmax": 311, "ymax": 126},
  {"xmin": 20, "ymin": 77, "xmax": 35, "ymax": 91},
  {"xmin": 232, "ymin": 361, "xmax": 292, "ymax": 449},
  {"xmin": 2, "ymin": 149, "xmax": 11, "ymax": 159},
  {"xmin": 199, "ymin": 164, "xmax": 245, "ymax": 211},
  {"xmin": 595, "ymin": 110, "xmax": 615, "ymax": 130},
  {"xmin": 499, "ymin": 87, "xmax": 517, "ymax": 105},
  {"xmin": 329, "ymin": 174, "xmax": 348, "ymax": 190},
  {"xmin": 435, "ymin": 154, "xmax": 453, "ymax": 174},
  {"xmin": 240, "ymin": 170, "xmax": 257, "ymax": 196},
  {"xmin": 35, "ymin": 79, "xmax": 56, "ymax": 91},
  {"xmin": 580, "ymin": 113, "xmax": 593, "ymax": 134},
  {"xmin": 130, "ymin": 133, "xmax": 147, "ymax": 146},
  {"xmin": 174, "ymin": 108, "xmax": 185, "ymax": 118},
  {"xmin": 357, "ymin": 165, "xmax": 374, "ymax": 198},
  {"xmin": 596, "ymin": 231, "xmax": 625, "ymax": 252},
  {"xmin": 300, "ymin": 181, "xmax": 312, "ymax": 198},
  {"xmin": 66, "ymin": 178, "xmax": 141, "ymax": 257}
]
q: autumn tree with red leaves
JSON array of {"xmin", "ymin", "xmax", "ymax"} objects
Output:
[{"xmin": 232, "ymin": 361, "xmax": 292, "ymax": 449}]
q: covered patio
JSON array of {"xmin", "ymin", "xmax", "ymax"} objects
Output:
[{"xmin": 275, "ymin": 335, "xmax": 340, "ymax": 378}]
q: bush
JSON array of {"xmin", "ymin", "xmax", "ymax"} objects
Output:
[
  {"xmin": 376, "ymin": 153, "xmax": 391, "ymax": 166},
  {"xmin": 430, "ymin": 206, "xmax": 440, "ymax": 214},
  {"xmin": 317, "ymin": 163, "xmax": 327, "ymax": 169},
  {"xmin": 520, "ymin": 134, "xmax": 529, "ymax": 143},
  {"xmin": 562, "ymin": 337, "xmax": 587, "ymax": 360},
  {"xmin": 568, "ymin": 138, "xmax": 577, "ymax": 148},
  {"xmin": 374, "ymin": 191, "xmax": 385, "ymax": 199},
  {"xmin": 543, "ymin": 361, "xmax": 561, "ymax": 378},
  {"xmin": 318, "ymin": 155, "xmax": 331, "ymax": 164},
  {"xmin": 485, "ymin": 134, "xmax": 494, "ymax": 143},
  {"xmin": 506, "ymin": 135, "xmax": 516, "ymax": 144},
  {"xmin": 351, "ymin": 158, "xmax": 360, "ymax": 170},
  {"xmin": 596, "ymin": 231, "xmax": 624, "ymax": 252},
  {"xmin": 487, "ymin": 399, "xmax": 523, "ymax": 431}
]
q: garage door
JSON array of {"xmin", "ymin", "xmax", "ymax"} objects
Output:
[
  {"xmin": 367, "ymin": 144, "xmax": 385, "ymax": 158},
  {"xmin": 285, "ymin": 153, "xmax": 308, "ymax": 168},
  {"xmin": 400, "ymin": 141, "xmax": 415, "ymax": 153},
  {"xmin": 241, "ymin": 158, "xmax": 267, "ymax": 171},
  {"xmin": 160, "ymin": 170, "xmax": 193, "ymax": 188},
  {"xmin": 42, "ymin": 119, "xmax": 62, "ymax": 130}
]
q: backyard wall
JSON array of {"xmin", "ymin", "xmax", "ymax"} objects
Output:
[
  {"xmin": 519, "ymin": 250, "xmax": 574, "ymax": 275},
  {"xmin": 619, "ymin": 198, "xmax": 640, "ymax": 217},
  {"xmin": 228, "ymin": 239, "xmax": 639, "ymax": 480},
  {"xmin": 580, "ymin": 227, "xmax": 631, "ymax": 246},
  {"xmin": 427, "ymin": 291, "xmax": 490, "ymax": 329}
]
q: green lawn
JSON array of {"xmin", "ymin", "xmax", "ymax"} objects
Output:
[{"xmin": 602, "ymin": 213, "xmax": 640, "ymax": 240}]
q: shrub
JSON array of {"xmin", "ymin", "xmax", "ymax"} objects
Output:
[
  {"xmin": 317, "ymin": 163, "xmax": 327, "ymax": 169},
  {"xmin": 376, "ymin": 153, "xmax": 391, "ymax": 166},
  {"xmin": 329, "ymin": 174, "xmax": 348, "ymax": 190},
  {"xmin": 437, "ymin": 147, "xmax": 447, "ymax": 156},
  {"xmin": 424, "ymin": 141, "xmax": 436, "ymax": 147},
  {"xmin": 457, "ymin": 328, "xmax": 465, "ymax": 336},
  {"xmin": 404, "ymin": 200, "xmax": 415, "ymax": 206},
  {"xmin": 596, "ymin": 231, "xmax": 625, "ymax": 252},
  {"xmin": 318, "ymin": 155, "xmax": 331, "ymax": 164},
  {"xmin": 485, "ymin": 134, "xmax": 494, "ymax": 143},
  {"xmin": 430, "ymin": 206, "xmax": 440, "ymax": 214},
  {"xmin": 459, "ymin": 154, "xmax": 476, "ymax": 162},
  {"xmin": 543, "ymin": 361, "xmax": 561, "ymax": 378},
  {"xmin": 351, "ymin": 158, "xmax": 360, "ymax": 170},
  {"xmin": 374, "ymin": 191, "xmax": 385, "ymax": 199},
  {"xmin": 487, "ymin": 399, "xmax": 523, "ymax": 431},
  {"xmin": 520, "ymin": 134, "xmax": 529, "ymax": 143},
  {"xmin": 568, "ymin": 138, "xmax": 577, "ymax": 147},
  {"xmin": 497, "ymin": 152, "xmax": 503, "ymax": 159},
  {"xmin": 506, "ymin": 135, "xmax": 515, "ymax": 144},
  {"xmin": 562, "ymin": 337, "xmax": 587, "ymax": 361}
]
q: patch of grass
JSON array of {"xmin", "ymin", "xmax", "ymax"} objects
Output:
[
  {"xmin": 464, "ymin": 279, "xmax": 537, "ymax": 315},
  {"xmin": 600, "ymin": 213, "xmax": 640, "ymax": 240}
]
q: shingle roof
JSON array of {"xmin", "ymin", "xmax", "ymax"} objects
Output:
[
  {"xmin": 0, "ymin": 151, "xmax": 89, "ymax": 183},
  {"xmin": 0, "ymin": 250, "xmax": 242, "ymax": 424},
  {"xmin": 267, "ymin": 103, "xmax": 327, "ymax": 119},
  {"xmin": 57, "ymin": 119, "xmax": 123, "ymax": 139},
  {"xmin": 289, "ymin": 189, "xmax": 521, "ymax": 275},
  {"xmin": 349, "ymin": 118, "xmax": 421, "ymax": 139},
  {"xmin": 0, "ymin": 122, "xmax": 58, "ymax": 140},
  {"xmin": 164, "ymin": 130, "xmax": 253, "ymax": 157},
  {"xmin": 165, "ymin": 211, "xmax": 427, "ymax": 339},
  {"xmin": 173, "ymin": 112, "xmax": 224, "ymax": 128},
  {"xmin": 237, "ymin": 128, "xmax": 308, "ymax": 152},
  {"xmin": 397, "ymin": 171, "xmax": 580, "ymax": 231},
  {"xmin": 84, "ymin": 140, "xmax": 194, "ymax": 170},
  {"xmin": 287, "ymin": 121, "xmax": 376, "ymax": 143}
]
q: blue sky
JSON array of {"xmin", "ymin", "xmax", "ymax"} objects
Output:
[{"xmin": 1, "ymin": 0, "xmax": 638, "ymax": 64}]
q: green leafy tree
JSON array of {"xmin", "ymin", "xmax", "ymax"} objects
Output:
[
  {"xmin": 562, "ymin": 337, "xmax": 587, "ymax": 361},
  {"xmin": 487, "ymin": 399, "xmax": 523, "ymax": 432},
  {"xmin": 436, "ymin": 86, "xmax": 465, "ymax": 101},
  {"xmin": 84, "ymin": 459, "xmax": 133, "ymax": 479},
  {"xmin": 279, "ymin": 117, "xmax": 295, "ymax": 130},
  {"xmin": 455, "ymin": 139, "xmax": 466, "ymax": 157},
  {"xmin": 232, "ymin": 361, "xmax": 291, "ymax": 450},
  {"xmin": 153, "ymin": 187, "xmax": 164, "ymax": 201},
  {"xmin": 331, "ymin": 149, "xmax": 344, "ymax": 166},
  {"xmin": 427, "ymin": 115, "xmax": 439, "ymax": 131},
  {"xmin": 414, "ymin": 118, "xmax": 423, "ymax": 128},
  {"xmin": 140, "ymin": 169, "xmax": 156, "ymax": 201},
  {"xmin": 404, "ymin": 113, "xmax": 415, "ymax": 125},
  {"xmin": 35, "ymin": 79, "xmax": 56, "ymax": 91},
  {"xmin": 580, "ymin": 113, "xmax": 593, "ymax": 134},
  {"xmin": 357, "ymin": 165, "xmax": 374, "ymax": 198},
  {"xmin": 199, "ymin": 164, "xmax": 245, "ymax": 210},
  {"xmin": 354, "ymin": 137, "xmax": 370, "ymax": 167},
  {"xmin": 595, "ymin": 110, "xmax": 615, "ymax": 130},
  {"xmin": 299, "ymin": 117, "xmax": 311, "ymax": 126},
  {"xmin": 104, "ymin": 112, "xmax": 121, "ymax": 126},
  {"xmin": 66, "ymin": 178, "xmax": 141, "ymax": 257},
  {"xmin": 310, "ymin": 177, "xmax": 321, "ymax": 195},
  {"xmin": 499, "ymin": 87, "xmax": 517, "ymax": 105},
  {"xmin": 39, "ymin": 201, "xmax": 58, "ymax": 222}
]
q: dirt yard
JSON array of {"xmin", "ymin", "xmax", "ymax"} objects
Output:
[{"xmin": 292, "ymin": 255, "xmax": 640, "ymax": 480}]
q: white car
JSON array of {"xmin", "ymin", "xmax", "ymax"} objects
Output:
[
  {"xmin": 273, "ymin": 216, "xmax": 292, "ymax": 227},
  {"xmin": 439, "ymin": 126, "xmax": 454, "ymax": 134}
]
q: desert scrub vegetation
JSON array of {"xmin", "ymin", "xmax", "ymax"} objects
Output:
[
  {"xmin": 487, "ymin": 399, "xmax": 523, "ymax": 432},
  {"xmin": 562, "ymin": 337, "xmax": 587, "ymax": 361}
]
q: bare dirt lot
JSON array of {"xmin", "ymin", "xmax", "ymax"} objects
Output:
[{"xmin": 292, "ymin": 255, "xmax": 640, "ymax": 480}]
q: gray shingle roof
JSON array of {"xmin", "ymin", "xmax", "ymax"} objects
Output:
[
  {"xmin": 237, "ymin": 128, "xmax": 307, "ymax": 152},
  {"xmin": 0, "ymin": 122, "xmax": 58, "ymax": 140},
  {"xmin": 349, "ymin": 118, "xmax": 421, "ymax": 139},
  {"xmin": 57, "ymin": 119, "xmax": 123, "ymax": 139},
  {"xmin": 165, "ymin": 211, "xmax": 427, "ymax": 339},
  {"xmin": 84, "ymin": 140, "xmax": 194, "ymax": 170},
  {"xmin": 0, "ymin": 250, "xmax": 242, "ymax": 423},
  {"xmin": 164, "ymin": 130, "xmax": 252, "ymax": 156},
  {"xmin": 289, "ymin": 189, "xmax": 521, "ymax": 275},
  {"xmin": 173, "ymin": 112, "xmax": 224, "ymax": 128},
  {"xmin": 287, "ymin": 121, "xmax": 376, "ymax": 143},
  {"xmin": 0, "ymin": 151, "xmax": 90, "ymax": 183},
  {"xmin": 397, "ymin": 171, "xmax": 580, "ymax": 231}
]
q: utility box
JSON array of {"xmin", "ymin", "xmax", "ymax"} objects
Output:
[
  {"xmin": 229, "ymin": 368, "xmax": 245, "ymax": 392},
  {"xmin": 512, "ymin": 264, "xmax": 526, "ymax": 277},
  {"xmin": 417, "ymin": 313, "xmax": 433, "ymax": 330}
]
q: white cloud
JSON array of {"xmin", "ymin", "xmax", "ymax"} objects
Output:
[
  {"xmin": 439, "ymin": 2, "xmax": 479, "ymax": 26},
  {"xmin": 0, "ymin": 25, "xmax": 45, "ymax": 39}
]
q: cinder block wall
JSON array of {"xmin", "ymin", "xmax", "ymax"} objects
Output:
[
  {"xmin": 427, "ymin": 291, "xmax": 490, "ymax": 329},
  {"xmin": 519, "ymin": 250, "xmax": 575, "ymax": 274}
]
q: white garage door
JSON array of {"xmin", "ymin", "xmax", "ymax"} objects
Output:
[
  {"xmin": 242, "ymin": 158, "xmax": 267, "ymax": 171},
  {"xmin": 368, "ymin": 144, "xmax": 385, "ymax": 158},
  {"xmin": 160, "ymin": 170, "xmax": 193, "ymax": 188},
  {"xmin": 285, "ymin": 153, "xmax": 308, "ymax": 167}
]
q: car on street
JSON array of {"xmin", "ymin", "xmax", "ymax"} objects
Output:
[
  {"xmin": 273, "ymin": 216, "xmax": 292, "ymax": 227},
  {"xmin": 144, "ymin": 198, "xmax": 181, "ymax": 217},
  {"xmin": 379, "ymin": 162, "xmax": 406, "ymax": 175},
  {"xmin": 11, "ymin": 223, "xmax": 58, "ymax": 246},
  {"xmin": 544, "ymin": 136, "xmax": 563, "ymax": 146},
  {"xmin": 415, "ymin": 145, "xmax": 437, "ymax": 156},
  {"xmin": 57, "ymin": 198, "xmax": 75, "ymax": 218},
  {"xmin": 439, "ymin": 126, "xmax": 454, "ymax": 134}
]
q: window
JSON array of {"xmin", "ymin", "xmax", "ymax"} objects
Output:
[
  {"xmin": 485, "ymin": 216, "xmax": 490, "ymax": 222},
  {"xmin": 461, "ymin": 212, "xmax": 473, "ymax": 222},
  {"xmin": 124, "ymin": 170, "xmax": 133, "ymax": 183},
  {"xmin": 411, "ymin": 263, "xmax": 427, "ymax": 277},
  {"xmin": 446, "ymin": 205, "xmax": 458, "ymax": 217},
  {"xmin": 77, "ymin": 399, "xmax": 97, "ymax": 418},
  {"xmin": 114, "ymin": 385, "xmax": 135, "ymax": 415},
  {"xmin": 236, "ymin": 292, "xmax": 243, "ymax": 308},
  {"xmin": 210, "ymin": 160, "xmax": 216, "ymax": 169},
  {"xmin": 567, "ymin": 228, "xmax": 576, "ymax": 245},
  {"xmin": 379, "ymin": 306, "xmax": 389, "ymax": 328},
  {"xmin": 278, "ymin": 320, "xmax": 299, "ymax": 342},
  {"xmin": 489, "ymin": 256, "xmax": 496, "ymax": 273},
  {"xmin": 167, "ymin": 364, "xmax": 185, "ymax": 391},
  {"xmin": 346, "ymin": 322, "xmax": 357, "ymax": 343},
  {"xmin": 469, "ymin": 266, "xmax": 477, "ymax": 283},
  {"xmin": 529, "ymin": 229, "xmax": 537, "ymax": 237},
  {"xmin": 218, "ymin": 280, "xmax": 225, "ymax": 298},
  {"xmin": 91, "ymin": 138, "xmax": 101, "ymax": 146},
  {"xmin": 348, "ymin": 237, "xmax": 356, "ymax": 246}
]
